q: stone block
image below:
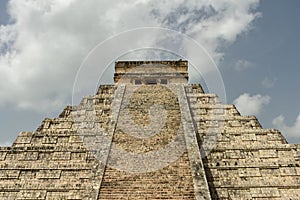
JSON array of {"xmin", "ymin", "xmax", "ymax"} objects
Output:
[
  {"xmin": 52, "ymin": 152, "xmax": 71, "ymax": 160},
  {"xmin": 238, "ymin": 168, "xmax": 261, "ymax": 177},
  {"xmin": 14, "ymin": 136, "xmax": 32, "ymax": 144},
  {"xmin": 71, "ymin": 152, "xmax": 87, "ymax": 160},
  {"xmin": 280, "ymin": 167, "xmax": 297, "ymax": 176},
  {"xmin": 61, "ymin": 170, "xmax": 92, "ymax": 179},
  {"xmin": 242, "ymin": 133, "xmax": 256, "ymax": 141},
  {"xmin": 0, "ymin": 191, "xmax": 18, "ymax": 198},
  {"xmin": 36, "ymin": 170, "xmax": 61, "ymax": 179},
  {"xmin": 19, "ymin": 170, "xmax": 37, "ymax": 179},
  {"xmin": 46, "ymin": 190, "xmax": 90, "ymax": 200},
  {"xmin": 69, "ymin": 135, "xmax": 83, "ymax": 143},
  {"xmin": 250, "ymin": 187, "xmax": 280, "ymax": 198},
  {"xmin": 57, "ymin": 136, "xmax": 70, "ymax": 144},
  {"xmin": 17, "ymin": 190, "xmax": 47, "ymax": 199},
  {"xmin": 0, "ymin": 170, "xmax": 20, "ymax": 179},
  {"xmin": 225, "ymin": 150, "xmax": 244, "ymax": 159},
  {"xmin": 259, "ymin": 149, "xmax": 278, "ymax": 158},
  {"xmin": 42, "ymin": 136, "xmax": 58, "ymax": 144},
  {"xmin": 228, "ymin": 189, "xmax": 251, "ymax": 200},
  {"xmin": 22, "ymin": 151, "xmax": 39, "ymax": 161},
  {"xmin": 0, "ymin": 151, "xmax": 7, "ymax": 160}
]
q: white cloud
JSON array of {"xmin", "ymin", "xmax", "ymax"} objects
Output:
[
  {"xmin": 233, "ymin": 93, "xmax": 270, "ymax": 115},
  {"xmin": 234, "ymin": 59, "xmax": 255, "ymax": 71},
  {"xmin": 261, "ymin": 76, "xmax": 277, "ymax": 88},
  {"xmin": 272, "ymin": 114, "xmax": 300, "ymax": 143},
  {"xmin": 0, "ymin": 0, "xmax": 260, "ymax": 112}
]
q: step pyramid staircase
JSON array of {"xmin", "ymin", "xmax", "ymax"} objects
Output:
[{"xmin": 0, "ymin": 60, "xmax": 299, "ymax": 199}]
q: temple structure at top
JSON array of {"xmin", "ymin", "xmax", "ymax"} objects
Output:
[{"xmin": 114, "ymin": 60, "xmax": 189, "ymax": 84}]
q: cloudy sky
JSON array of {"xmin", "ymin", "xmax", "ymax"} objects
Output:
[{"xmin": 0, "ymin": 0, "xmax": 299, "ymax": 145}]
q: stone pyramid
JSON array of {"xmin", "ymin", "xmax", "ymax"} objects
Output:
[{"xmin": 0, "ymin": 60, "xmax": 299, "ymax": 199}]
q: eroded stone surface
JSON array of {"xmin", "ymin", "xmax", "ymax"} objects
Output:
[{"xmin": 0, "ymin": 60, "xmax": 299, "ymax": 199}]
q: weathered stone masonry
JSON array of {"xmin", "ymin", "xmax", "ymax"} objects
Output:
[{"xmin": 0, "ymin": 60, "xmax": 299, "ymax": 199}]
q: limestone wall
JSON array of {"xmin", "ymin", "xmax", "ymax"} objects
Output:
[
  {"xmin": 0, "ymin": 86, "xmax": 117, "ymax": 199},
  {"xmin": 0, "ymin": 84, "xmax": 210, "ymax": 199},
  {"xmin": 186, "ymin": 84, "xmax": 300, "ymax": 200},
  {"xmin": 0, "ymin": 80, "xmax": 299, "ymax": 199}
]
